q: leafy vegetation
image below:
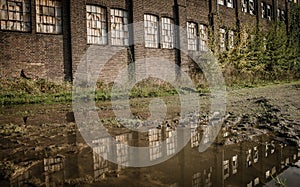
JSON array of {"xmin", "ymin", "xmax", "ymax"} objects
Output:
[{"xmin": 218, "ymin": 3, "xmax": 300, "ymax": 86}]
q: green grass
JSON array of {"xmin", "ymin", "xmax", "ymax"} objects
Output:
[{"xmin": 0, "ymin": 77, "xmax": 299, "ymax": 106}]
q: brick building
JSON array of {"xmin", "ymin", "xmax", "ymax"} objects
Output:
[{"xmin": 0, "ymin": 0, "xmax": 299, "ymax": 82}]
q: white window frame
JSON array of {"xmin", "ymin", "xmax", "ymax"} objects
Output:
[
  {"xmin": 0, "ymin": 0, "xmax": 31, "ymax": 31},
  {"xmin": 161, "ymin": 17, "xmax": 174, "ymax": 49},
  {"xmin": 86, "ymin": 5, "xmax": 107, "ymax": 45},
  {"xmin": 110, "ymin": 9, "xmax": 129, "ymax": 46},
  {"xmin": 220, "ymin": 28, "xmax": 226, "ymax": 51},
  {"xmin": 228, "ymin": 30, "xmax": 234, "ymax": 49},
  {"xmin": 261, "ymin": 2, "xmax": 266, "ymax": 19},
  {"xmin": 199, "ymin": 24, "xmax": 208, "ymax": 51},
  {"xmin": 36, "ymin": 0, "xmax": 62, "ymax": 34},
  {"xmin": 218, "ymin": 0, "xmax": 225, "ymax": 5},
  {"xmin": 187, "ymin": 22, "xmax": 198, "ymax": 51},
  {"xmin": 267, "ymin": 4, "xmax": 272, "ymax": 21},
  {"xmin": 249, "ymin": 0, "xmax": 255, "ymax": 15},
  {"xmin": 241, "ymin": 0, "xmax": 248, "ymax": 13},
  {"xmin": 144, "ymin": 14, "xmax": 159, "ymax": 48},
  {"xmin": 227, "ymin": 0, "xmax": 233, "ymax": 8}
]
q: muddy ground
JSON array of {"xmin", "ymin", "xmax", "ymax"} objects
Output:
[{"xmin": 0, "ymin": 81, "xmax": 299, "ymax": 185}]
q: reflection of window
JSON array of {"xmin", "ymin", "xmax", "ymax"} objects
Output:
[
  {"xmin": 232, "ymin": 155, "xmax": 238, "ymax": 174},
  {"xmin": 149, "ymin": 128, "xmax": 162, "ymax": 160},
  {"xmin": 277, "ymin": 9, "xmax": 281, "ymax": 20},
  {"xmin": 86, "ymin": 5, "xmax": 107, "ymax": 44},
  {"xmin": 187, "ymin": 22, "xmax": 198, "ymax": 51},
  {"xmin": 191, "ymin": 127, "xmax": 200, "ymax": 148},
  {"xmin": 246, "ymin": 149, "xmax": 252, "ymax": 167},
  {"xmin": 92, "ymin": 138, "xmax": 110, "ymax": 178},
  {"xmin": 254, "ymin": 146, "xmax": 259, "ymax": 163},
  {"xmin": 199, "ymin": 24, "xmax": 208, "ymax": 51},
  {"xmin": 144, "ymin": 14, "xmax": 159, "ymax": 48},
  {"xmin": 254, "ymin": 177, "xmax": 260, "ymax": 186},
  {"xmin": 265, "ymin": 142, "xmax": 269, "ymax": 157},
  {"xmin": 0, "ymin": 0, "xmax": 31, "ymax": 31},
  {"xmin": 192, "ymin": 172, "xmax": 201, "ymax": 187},
  {"xmin": 247, "ymin": 181, "xmax": 253, "ymax": 187},
  {"xmin": 166, "ymin": 127, "xmax": 176, "ymax": 155},
  {"xmin": 161, "ymin": 17, "xmax": 174, "ymax": 49},
  {"xmin": 111, "ymin": 9, "xmax": 128, "ymax": 46},
  {"xmin": 204, "ymin": 167, "xmax": 212, "ymax": 186},
  {"xmin": 223, "ymin": 160, "xmax": 230, "ymax": 179},
  {"xmin": 116, "ymin": 134, "xmax": 131, "ymax": 170},
  {"xmin": 44, "ymin": 156, "xmax": 64, "ymax": 173},
  {"xmin": 36, "ymin": 0, "xmax": 62, "ymax": 34}
]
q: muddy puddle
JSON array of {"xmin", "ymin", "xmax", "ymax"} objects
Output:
[{"xmin": 1, "ymin": 100, "xmax": 300, "ymax": 187}]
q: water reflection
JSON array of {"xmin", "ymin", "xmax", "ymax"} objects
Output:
[{"xmin": 3, "ymin": 125, "xmax": 300, "ymax": 187}]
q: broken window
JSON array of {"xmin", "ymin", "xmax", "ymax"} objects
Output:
[
  {"xmin": 111, "ymin": 9, "xmax": 128, "ymax": 46},
  {"xmin": 187, "ymin": 22, "xmax": 198, "ymax": 51},
  {"xmin": 218, "ymin": 0, "xmax": 225, "ymax": 6},
  {"xmin": 219, "ymin": 28, "xmax": 226, "ymax": 51},
  {"xmin": 149, "ymin": 128, "xmax": 162, "ymax": 160},
  {"xmin": 241, "ymin": 0, "xmax": 248, "ymax": 13},
  {"xmin": 199, "ymin": 24, "xmax": 208, "ymax": 51},
  {"xmin": 249, "ymin": 0, "xmax": 255, "ymax": 15},
  {"xmin": 228, "ymin": 30, "xmax": 234, "ymax": 49},
  {"xmin": 281, "ymin": 10, "xmax": 285, "ymax": 21},
  {"xmin": 36, "ymin": 0, "xmax": 62, "ymax": 34},
  {"xmin": 86, "ymin": 5, "xmax": 107, "ymax": 44},
  {"xmin": 227, "ymin": 0, "xmax": 233, "ymax": 8},
  {"xmin": 261, "ymin": 2, "xmax": 267, "ymax": 19},
  {"xmin": 161, "ymin": 17, "xmax": 174, "ymax": 49},
  {"xmin": 267, "ymin": 4, "xmax": 272, "ymax": 21},
  {"xmin": 0, "ymin": 0, "xmax": 31, "ymax": 31},
  {"xmin": 144, "ymin": 14, "xmax": 159, "ymax": 48}
]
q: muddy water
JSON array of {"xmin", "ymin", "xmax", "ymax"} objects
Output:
[{"xmin": 0, "ymin": 103, "xmax": 300, "ymax": 187}]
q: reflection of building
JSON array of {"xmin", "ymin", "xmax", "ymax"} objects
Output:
[{"xmin": 5, "ymin": 130, "xmax": 300, "ymax": 186}]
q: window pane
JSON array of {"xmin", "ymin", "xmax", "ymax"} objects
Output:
[
  {"xmin": 144, "ymin": 14, "xmax": 159, "ymax": 48},
  {"xmin": 111, "ymin": 9, "xmax": 129, "ymax": 46},
  {"xmin": 86, "ymin": 5, "xmax": 107, "ymax": 45},
  {"xmin": 0, "ymin": 0, "xmax": 31, "ymax": 31},
  {"xmin": 161, "ymin": 17, "xmax": 174, "ymax": 49},
  {"xmin": 36, "ymin": 0, "xmax": 62, "ymax": 34},
  {"xmin": 187, "ymin": 22, "xmax": 198, "ymax": 51}
]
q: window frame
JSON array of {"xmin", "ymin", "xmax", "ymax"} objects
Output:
[
  {"xmin": 110, "ymin": 8, "xmax": 129, "ymax": 46},
  {"xmin": 35, "ymin": 0, "xmax": 62, "ymax": 34},
  {"xmin": 86, "ymin": 4, "xmax": 108, "ymax": 45},
  {"xmin": 160, "ymin": 17, "xmax": 174, "ymax": 49},
  {"xmin": 144, "ymin": 14, "xmax": 159, "ymax": 48},
  {"xmin": 187, "ymin": 21, "xmax": 198, "ymax": 51},
  {"xmin": 0, "ymin": 0, "xmax": 31, "ymax": 32}
]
